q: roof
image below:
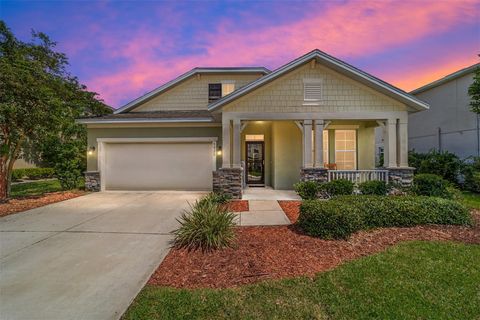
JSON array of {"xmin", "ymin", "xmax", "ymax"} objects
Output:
[
  {"xmin": 411, "ymin": 63, "xmax": 480, "ymax": 95},
  {"xmin": 208, "ymin": 49, "xmax": 430, "ymax": 112},
  {"xmin": 77, "ymin": 110, "xmax": 218, "ymax": 124},
  {"xmin": 114, "ymin": 67, "xmax": 270, "ymax": 114}
]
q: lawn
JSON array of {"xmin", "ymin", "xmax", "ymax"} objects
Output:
[
  {"xmin": 461, "ymin": 191, "xmax": 480, "ymax": 209},
  {"xmin": 123, "ymin": 241, "xmax": 480, "ymax": 320},
  {"xmin": 10, "ymin": 179, "xmax": 83, "ymax": 197}
]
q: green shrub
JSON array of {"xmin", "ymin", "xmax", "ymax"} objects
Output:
[
  {"xmin": 358, "ymin": 180, "xmax": 388, "ymax": 195},
  {"xmin": 297, "ymin": 196, "xmax": 471, "ymax": 239},
  {"xmin": 294, "ymin": 181, "xmax": 319, "ymax": 200},
  {"xmin": 198, "ymin": 192, "xmax": 232, "ymax": 206},
  {"xmin": 11, "ymin": 168, "xmax": 54, "ymax": 181},
  {"xmin": 411, "ymin": 174, "xmax": 452, "ymax": 198},
  {"xmin": 409, "ymin": 150, "xmax": 462, "ymax": 183},
  {"xmin": 55, "ymin": 160, "xmax": 81, "ymax": 190},
  {"xmin": 11, "ymin": 169, "xmax": 25, "ymax": 181},
  {"xmin": 173, "ymin": 196, "xmax": 237, "ymax": 251},
  {"xmin": 322, "ymin": 179, "xmax": 354, "ymax": 196},
  {"xmin": 462, "ymin": 157, "xmax": 480, "ymax": 193}
]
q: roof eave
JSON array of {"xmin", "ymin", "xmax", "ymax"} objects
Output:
[{"xmin": 76, "ymin": 118, "xmax": 214, "ymax": 124}]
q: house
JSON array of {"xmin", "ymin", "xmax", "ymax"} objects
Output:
[
  {"xmin": 408, "ymin": 63, "xmax": 479, "ymax": 159},
  {"xmin": 78, "ymin": 50, "xmax": 429, "ymax": 198}
]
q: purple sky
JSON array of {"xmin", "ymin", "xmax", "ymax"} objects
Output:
[{"xmin": 2, "ymin": 0, "xmax": 479, "ymax": 108}]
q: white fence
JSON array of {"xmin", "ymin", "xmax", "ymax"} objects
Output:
[{"xmin": 327, "ymin": 170, "xmax": 389, "ymax": 183}]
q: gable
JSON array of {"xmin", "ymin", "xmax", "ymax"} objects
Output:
[
  {"xmin": 132, "ymin": 73, "xmax": 264, "ymax": 112},
  {"xmin": 222, "ymin": 61, "xmax": 408, "ymax": 113}
]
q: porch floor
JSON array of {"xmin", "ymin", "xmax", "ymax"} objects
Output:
[{"xmin": 242, "ymin": 186, "xmax": 300, "ymax": 201}]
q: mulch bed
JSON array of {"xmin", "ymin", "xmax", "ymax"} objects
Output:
[
  {"xmin": 149, "ymin": 208, "xmax": 480, "ymax": 289},
  {"xmin": 226, "ymin": 200, "xmax": 249, "ymax": 212},
  {"xmin": 278, "ymin": 200, "xmax": 301, "ymax": 223},
  {"xmin": 0, "ymin": 191, "xmax": 86, "ymax": 218}
]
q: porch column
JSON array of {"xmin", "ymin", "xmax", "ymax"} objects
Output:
[
  {"xmin": 222, "ymin": 118, "xmax": 231, "ymax": 168},
  {"xmin": 303, "ymin": 120, "xmax": 313, "ymax": 168},
  {"xmin": 232, "ymin": 118, "xmax": 241, "ymax": 168},
  {"xmin": 314, "ymin": 120, "xmax": 324, "ymax": 168},
  {"xmin": 385, "ymin": 118, "xmax": 398, "ymax": 167},
  {"xmin": 398, "ymin": 118, "xmax": 409, "ymax": 167}
]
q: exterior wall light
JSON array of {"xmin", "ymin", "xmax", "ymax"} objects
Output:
[
  {"xmin": 87, "ymin": 146, "xmax": 96, "ymax": 155},
  {"xmin": 217, "ymin": 146, "xmax": 222, "ymax": 156}
]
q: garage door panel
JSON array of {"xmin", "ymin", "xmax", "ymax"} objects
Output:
[{"xmin": 104, "ymin": 143, "xmax": 213, "ymax": 190}]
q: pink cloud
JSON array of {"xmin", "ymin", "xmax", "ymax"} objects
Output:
[{"xmin": 84, "ymin": 0, "xmax": 479, "ymax": 107}]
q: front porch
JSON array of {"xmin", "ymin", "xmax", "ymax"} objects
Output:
[{"xmin": 215, "ymin": 115, "xmax": 413, "ymax": 199}]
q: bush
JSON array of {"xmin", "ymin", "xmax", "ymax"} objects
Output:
[
  {"xmin": 294, "ymin": 181, "xmax": 319, "ymax": 200},
  {"xmin": 55, "ymin": 160, "xmax": 82, "ymax": 190},
  {"xmin": 321, "ymin": 179, "xmax": 354, "ymax": 196},
  {"xmin": 411, "ymin": 174, "xmax": 452, "ymax": 198},
  {"xmin": 198, "ymin": 192, "xmax": 232, "ymax": 206},
  {"xmin": 173, "ymin": 196, "xmax": 237, "ymax": 251},
  {"xmin": 409, "ymin": 150, "xmax": 462, "ymax": 183},
  {"xmin": 11, "ymin": 168, "xmax": 54, "ymax": 181},
  {"xmin": 462, "ymin": 157, "xmax": 480, "ymax": 193},
  {"xmin": 358, "ymin": 180, "xmax": 388, "ymax": 195},
  {"xmin": 297, "ymin": 196, "xmax": 471, "ymax": 239}
]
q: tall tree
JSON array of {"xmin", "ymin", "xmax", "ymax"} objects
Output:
[
  {"xmin": 469, "ymin": 65, "xmax": 480, "ymax": 114},
  {"xmin": 0, "ymin": 21, "xmax": 110, "ymax": 201}
]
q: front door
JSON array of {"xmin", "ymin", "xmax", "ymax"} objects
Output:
[{"xmin": 246, "ymin": 141, "xmax": 265, "ymax": 185}]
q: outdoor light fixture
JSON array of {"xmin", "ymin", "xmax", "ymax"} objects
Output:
[
  {"xmin": 217, "ymin": 146, "xmax": 222, "ymax": 156},
  {"xmin": 87, "ymin": 146, "xmax": 95, "ymax": 155}
]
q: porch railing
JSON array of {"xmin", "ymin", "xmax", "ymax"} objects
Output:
[{"xmin": 327, "ymin": 170, "xmax": 389, "ymax": 183}]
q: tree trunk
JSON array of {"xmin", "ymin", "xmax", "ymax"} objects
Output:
[{"xmin": 0, "ymin": 157, "xmax": 7, "ymax": 202}]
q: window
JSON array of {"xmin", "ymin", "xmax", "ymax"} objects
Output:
[
  {"xmin": 208, "ymin": 83, "xmax": 222, "ymax": 102},
  {"xmin": 303, "ymin": 80, "xmax": 322, "ymax": 101},
  {"xmin": 222, "ymin": 82, "xmax": 235, "ymax": 96},
  {"xmin": 335, "ymin": 130, "xmax": 356, "ymax": 170},
  {"xmin": 245, "ymin": 134, "xmax": 264, "ymax": 141}
]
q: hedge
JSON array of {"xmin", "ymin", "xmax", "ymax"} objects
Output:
[
  {"xmin": 297, "ymin": 195, "xmax": 471, "ymax": 239},
  {"xmin": 411, "ymin": 173, "xmax": 452, "ymax": 198},
  {"xmin": 11, "ymin": 168, "xmax": 55, "ymax": 181}
]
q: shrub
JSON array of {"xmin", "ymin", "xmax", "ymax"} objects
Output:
[
  {"xmin": 55, "ymin": 160, "xmax": 82, "ymax": 190},
  {"xmin": 11, "ymin": 168, "xmax": 54, "ymax": 181},
  {"xmin": 322, "ymin": 179, "xmax": 354, "ymax": 196},
  {"xmin": 198, "ymin": 192, "xmax": 232, "ymax": 206},
  {"xmin": 358, "ymin": 180, "xmax": 388, "ymax": 195},
  {"xmin": 411, "ymin": 174, "xmax": 451, "ymax": 198},
  {"xmin": 173, "ymin": 197, "xmax": 237, "ymax": 251},
  {"xmin": 409, "ymin": 150, "xmax": 462, "ymax": 183},
  {"xmin": 11, "ymin": 169, "xmax": 25, "ymax": 181},
  {"xmin": 294, "ymin": 181, "xmax": 319, "ymax": 200},
  {"xmin": 462, "ymin": 157, "xmax": 480, "ymax": 193},
  {"xmin": 297, "ymin": 196, "xmax": 471, "ymax": 239}
]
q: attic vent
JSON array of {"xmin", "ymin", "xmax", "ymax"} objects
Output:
[{"xmin": 304, "ymin": 80, "xmax": 322, "ymax": 101}]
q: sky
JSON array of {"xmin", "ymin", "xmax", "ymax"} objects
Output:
[{"xmin": 1, "ymin": 0, "xmax": 479, "ymax": 109}]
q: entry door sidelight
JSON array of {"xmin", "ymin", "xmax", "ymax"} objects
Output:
[{"xmin": 246, "ymin": 141, "xmax": 265, "ymax": 185}]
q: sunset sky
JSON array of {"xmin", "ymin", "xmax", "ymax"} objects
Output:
[{"xmin": 2, "ymin": 0, "xmax": 479, "ymax": 108}]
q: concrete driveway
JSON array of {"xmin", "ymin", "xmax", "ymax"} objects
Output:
[{"xmin": 0, "ymin": 191, "xmax": 204, "ymax": 320}]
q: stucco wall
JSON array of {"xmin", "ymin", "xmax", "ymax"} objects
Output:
[
  {"xmin": 409, "ymin": 72, "xmax": 479, "ymax": 158},
  {"xmin": 87, "ymin": 126, "xmax": 222, "ymax": 171},
  {"xmin": 271, "ymin": 121, "xmax": 302, "ymax": 189},
  {"xmin": 133, "ymin": 73, "xmax": 264, "ymax": 112},
  {"xmin": 223, "ymin": 62, "xmax": 407, "ymax": 113}
]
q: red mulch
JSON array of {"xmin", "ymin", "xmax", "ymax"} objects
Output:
[
  {"xmin": 226, "ymin": 200, "xmax": 249, "ymax": 212},
  {"xmin": 0, "ymin": 191, "xmax": 86, "ymax": 218},
  {"xmin": 278, "ymin": 200, "xmax": 301, "ymax": 223},
  {"xmin": 149, "ymin": 210, "xmax": 480, "ymax": 289}
]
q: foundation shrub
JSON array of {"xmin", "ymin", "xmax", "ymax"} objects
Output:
[
  {"xmin": 411, "ymin": 174, "xmax": 452, "ymax": 198},
  {"xmin": 358, "ymin": 180, "xmax": 388, "ymax": 195}
]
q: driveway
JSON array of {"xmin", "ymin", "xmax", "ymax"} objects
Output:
[{"xmin": 0, "ymin": 191, "xmax": 204, "ymax": 320}]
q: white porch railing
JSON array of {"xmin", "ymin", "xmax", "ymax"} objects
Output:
[{"xmin": 327, "ymin": 170, "xmax": 389, "ymax": 183}]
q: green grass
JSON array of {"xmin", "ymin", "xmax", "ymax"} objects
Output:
[
  {"xmin": 10, "ymin": 179, "xmax": 84, "ymax": 197},
  {"xmin": 123, "ymin": 241, "xmax": 480, "ymax": 320},
  {"xmin": 460, "ymin": 191, "xmax": 480, "ymax": 209}
]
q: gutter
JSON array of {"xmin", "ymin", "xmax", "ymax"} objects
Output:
[{"xmin": 76, "ymin": 118, "xmax": 214, "ymax": 124}]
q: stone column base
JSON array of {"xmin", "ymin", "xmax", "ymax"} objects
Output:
[
  {"xmin": 213, "ymin": 167, "xmax": 243, "ymax": 199},
  {"xmin": 300, "ymin": 167, "xmax": 328, "ymax": 183},
  {"xmin": 85, "ymin": 171, "xmax": 101, "ymax": 192},
  {"xmin": 388, "ymin": 167, "xmax": 415, "ymax": 187}
]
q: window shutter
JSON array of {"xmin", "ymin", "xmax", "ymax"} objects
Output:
[{"xmin": 304, "ymin": 83, "xmax": 322, "ymax": 101}]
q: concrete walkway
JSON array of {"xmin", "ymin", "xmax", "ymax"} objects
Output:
[
  {"xmin": 0, "ymin": 191, "xmax": 205, "ymax": 320},
  {"xmin": 242, "ymin": 187, "xmax": 300, "ymax": 201},
  {"xmin": 236, "ymin": 200, "xmax": 291, "ymax": 226}
]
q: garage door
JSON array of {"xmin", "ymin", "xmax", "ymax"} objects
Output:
[{"xmin": 103, "ymin": 142, "xmax": 214, "ymax": 190}]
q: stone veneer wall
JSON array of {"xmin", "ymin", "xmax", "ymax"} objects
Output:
[
  {"xmin": 85, "ymin": 171, "xmax": 101, "ymax": 192},
  {"xmin": 388, "ymin": 167, "xmax": 415, "ymax": 187},
  {"xmin": 213, "ymin": 168, "xmax": 243, "ymax": 199},
  {"xmin": 300, "ymin": 168, "xmax": 328, "ymax": 183}
]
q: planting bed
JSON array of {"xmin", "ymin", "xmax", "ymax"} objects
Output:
[{"xmin": 226, "ymin": 200, "xmax": 249, "ymax": 212}]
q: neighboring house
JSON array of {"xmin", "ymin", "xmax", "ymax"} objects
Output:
[
  {"xmin": 78, "ymin": 50, "xmax": 428, "ymax": 198},
  {"xmin": 408, "ymin": 63, "xmax": 480, "ymax": 159},
  {"xmin": 13, "ymin": 158, "xmax": 36, "ymax": 169}
]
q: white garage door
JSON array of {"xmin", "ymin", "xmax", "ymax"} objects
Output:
[{"xmin": 103, "ymin": 142, "xmax": 214, "ymax": 191}]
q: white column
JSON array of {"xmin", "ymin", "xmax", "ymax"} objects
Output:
[
  {"xmin": 398, "ymin": 119, "xmax": 409, "ymax": 167},
  {"xmin": 232, "ymin": 118, "xmax": 241, "ymax": 168},
  {"xmin": 386, "ymin": 118, "xmax": 397, "ymax": 168},
  {"xmin": 222, "ymin": 118, "xmax": 231, "ymax": 168},
  {"xmin": 314, "ymin": 120, "xmax": 324, "ymax": 168},
  {"xmin": 303, "ymin": 120, "xmax": 313, "ymax": 168}
]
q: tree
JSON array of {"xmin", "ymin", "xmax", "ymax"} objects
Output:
[
  {"xmin": 469, "ymin": 65, "xmax": 480, "ymax": 114},
  {"xmin": 0, "ymin": 21, "xmax": 110, "ymax": 201}
]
